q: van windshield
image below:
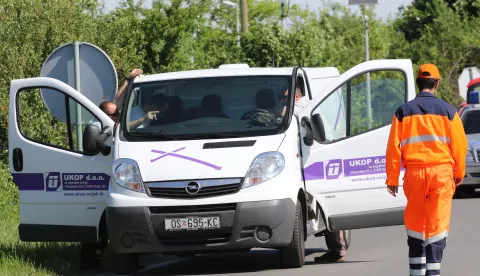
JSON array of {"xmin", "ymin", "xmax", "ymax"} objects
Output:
[
  {"xmin": 122, "ymin": 76, "xmax": 293, "ymax": 140},
  {"xmin": 464, "ymin": 109, "xmax": 480, "ymax": 134}
]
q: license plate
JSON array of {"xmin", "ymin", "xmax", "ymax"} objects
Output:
[{"xmin": 165, "ymin": 217, "xmax": 221, "ymax": 231}]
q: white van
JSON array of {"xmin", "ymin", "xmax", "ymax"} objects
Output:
[{"xmin": 9, "ymin": 60, "xmax": 413, "ymax": 274}]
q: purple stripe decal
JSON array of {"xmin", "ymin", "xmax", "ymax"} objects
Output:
[
  {"xmin": 151, "ymin": 147, "xmax": 222, "ymax": 171},
  {"xmin": 304, "ymin": 162, "xmax": 324, "ymax": 181},
  {"xmin": 343, "ymin": 155, "xmax": 386, "ymax": 177},
  {"xmin": 11, "ymin": 172, "xmax": 110, "ymax": 191},
  {"xmin": 11, "ymin": 173, "xmax": 45, "ymax": 190},
  {"xmin": 304, "ymin": 155, "xmax": 406, "ymax": 181},
  {"xmin": 60, "ymin": 173, "xmax": 110, "ymax": 191}
]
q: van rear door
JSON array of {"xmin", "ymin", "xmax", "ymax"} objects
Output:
[
  {"xmin": 299, "ymin": 59, "xmax": 415, "ymax": 231},
  {"xmin": 9, "ymin": 77, "xmax": 114, "ymax": 242}
]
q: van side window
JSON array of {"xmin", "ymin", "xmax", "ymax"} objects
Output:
[
  {"xmin": 349, "ymin": 70, "xmax": 406, "ymax": 135},
  {"xmin": 312, "ymin": 87, "xmax": 347, "ymax": 142},
  {"xmin": 312, "ymin": 70, "xmax": 406, "ymax": 143},
  {"xmin": 16, "ymin": 87, "xmax": 101, "ymax": 153}
]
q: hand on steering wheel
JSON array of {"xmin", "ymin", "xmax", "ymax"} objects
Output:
[{"xmin": 240, "ymin": 109, "xmax": 273, "ymax": 120}]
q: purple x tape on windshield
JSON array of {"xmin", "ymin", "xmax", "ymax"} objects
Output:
[{"xmin": 151, "ymin": 147, "xmax": 222, "ymax": 170}]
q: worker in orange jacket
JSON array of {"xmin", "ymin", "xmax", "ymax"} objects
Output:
[{"xmin": 385, "ymin": 64, "xmax": 468, "ymax": 276}]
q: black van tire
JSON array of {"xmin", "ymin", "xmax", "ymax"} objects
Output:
[
  {"xmin": 114, "ymin": 253, "xmax": 139, "ymax": 275},
  {"xmin": 279, "ymin": 200, "xmax": 305, "ymax": 268},
  {"xmin": 454, "ymin": 186, "xmax": 475, "ymax": 198}
]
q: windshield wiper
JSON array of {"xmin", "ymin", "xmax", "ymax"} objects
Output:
[
  {"xmin": 130, "ymin": 131, "xmax": 163, "ymax": 136},
  {"xmin": 129, "ymin": 132, "xmax": 181, "ymax": 139},
  {"xmin": 190, "ymin": 133, "xmax": 242, "ymax": 139}
]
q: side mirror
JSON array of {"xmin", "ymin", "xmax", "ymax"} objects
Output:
[
  {"xmin": 311, "ymin": 113, "xmax": 326, "ymax": 143},
  {"xmin": 83, "ymin": 124, "xmax": 113, "ymax": 156},
  {"xmin": 301, "ymin": 116, "xmax": 314, "ymax": 146}
]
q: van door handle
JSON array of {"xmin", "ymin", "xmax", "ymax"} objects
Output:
[{"xmin": 13, "ymin": 148, "xmax": 23, "ymax": 172}]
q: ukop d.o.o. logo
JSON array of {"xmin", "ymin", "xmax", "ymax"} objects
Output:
[
  {"xmin": 45, "ymin": 172, "xmax": 62, "ymax": 192},
  {"xmin": 325, "ymin": 159, "xmax": 343, "ymax": 180}
]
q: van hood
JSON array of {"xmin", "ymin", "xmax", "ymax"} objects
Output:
[{"xmin": 117, "ymin": 134, "xmax": 286, "ymax": 182}]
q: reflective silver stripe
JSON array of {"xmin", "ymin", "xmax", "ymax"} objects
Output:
[
  {"xmin": 407, "ymin": 229, "xmax": 425, "ymax": 241},
  {"xmin": 426, "ymin": 263, "xmax": 441, "ymax": 270},
  {"xmin": 423, "ymin": 231, "xmax": 448, "ymax": 246},
  {"xmin": 409, "ymin": 257, "xmax": 426, "ymax": 264},
  {"xmin": 410, "ymin": 269, "xmax": 426, "ymax": 276},
  {"xmin": 401, "ymin": 135, "xmax": 450, "ymax": 147}
]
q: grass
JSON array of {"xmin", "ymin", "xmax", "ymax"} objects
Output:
[{"xmin": 0, "ymin": 166, "xmax": 85, "ymax": 276}]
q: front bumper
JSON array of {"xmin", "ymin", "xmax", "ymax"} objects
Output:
[
  {"xmin": 463, "ymin": 163, "xmax": 480, "ymax": 186},
  {"xmin": 106, "ymin": 198, "xmax": 296, "ymax": 254}
]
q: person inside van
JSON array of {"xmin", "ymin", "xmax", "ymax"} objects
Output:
[
  {"xmin": 114, "ymin": 68, "xmax": 143, "ymax": 109},
  {"xmin": 88, "ymin": 101, "xmax": 119, "ymax": 129},
  {"xmin": 129, "ymin": 93, "xmax": 170, "ymax": 130},
  {"xmin": 280, "ymin": 87, "xmax": 309, "ymax": 117}
]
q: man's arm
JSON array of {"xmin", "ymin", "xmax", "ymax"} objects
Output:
[
  {"xmin": 114, "ymin": 68, "xmax": 143, "ymax": 108},
  {"xmin": 129, "ymin": 115, "xmax": 147, "ymax": 130},
  {"xmin": 129, "ymin": 111, "xmax": 159, "ymax": 130},
  {"xmin": 450, "ymin": 112, "xmax": 468, "ymax": 182},
  {"xmin": 385, "ymin": 110, "xmax": 403, "ymax": 187}
]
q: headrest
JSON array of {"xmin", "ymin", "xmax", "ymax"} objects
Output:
[
  {"xmin": 256, "ymin": 89, "xmax": 277, "ymax": 109},
  {"xmin": 202, "ymin": 94, "xmax": 222, "ymax": 114}
]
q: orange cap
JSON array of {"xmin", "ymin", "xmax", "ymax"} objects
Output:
[{"xmin": 417, "ymin": 64, "xmax": 440, "ymax": 79}]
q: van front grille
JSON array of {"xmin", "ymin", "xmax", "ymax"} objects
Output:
[
  {"xmin": 150, "ymin": 203, "xmax": 237, "ymax": 214},
  {"xmin": 145, "ymin": 178, "xmax": 242, "ymax": 199}
]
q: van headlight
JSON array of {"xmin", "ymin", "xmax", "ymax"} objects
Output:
[
  {"xmin": 467, "ymin": 150, "xmax": 475, "ymax": 163},
  {"xmin": 112, "ymin": 158, "xmax": 145, "ymax": 193},
  {"xmin": 243, "ymin": 152, "xmax": 285, "ymax": 188}
]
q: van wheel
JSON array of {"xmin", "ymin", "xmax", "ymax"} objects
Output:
[
  {"xmin": 454, "ymin": 187, "xmax": 475, "ymax": 198},
  {"xmin": 279, "ymin": 200, "xmax": 305, "ymax": 268},
  {"xmin": 114, "ymin": 253, "xmax": 139, "ymax": 275}
]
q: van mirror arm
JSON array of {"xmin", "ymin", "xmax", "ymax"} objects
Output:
[
  {"xmin": 311, "ymin": 113, "xmax": 326, "ymax": 143},
  {"xmin": 301, "ymin": 116, "xmax": 314, "ymax": 146}
]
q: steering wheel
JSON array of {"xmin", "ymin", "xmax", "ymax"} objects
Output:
[{"xmin": 240, "ymin": 109, "xmax": 274, "ymax": 120}]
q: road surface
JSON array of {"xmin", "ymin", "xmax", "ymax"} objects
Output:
[{"xmin": 94, "ymin": 192, "xmax": 480, "ymax": 276}]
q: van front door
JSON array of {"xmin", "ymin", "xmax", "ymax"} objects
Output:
[
  {"xmin": 8, "ymin": 77, "xmax": 114, "ymax": 242},
  {"xmin": 299, "ymin": 59, "xmax": 415, "ymax": 231}
]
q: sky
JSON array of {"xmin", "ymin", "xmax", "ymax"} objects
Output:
[{"xmin": 102, "ymin": 0, "xmax": 414, "ymax": 20}]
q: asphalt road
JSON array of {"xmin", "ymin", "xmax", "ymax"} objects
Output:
[{"xmin": 93, "ymin": 192, "xmax": 480, "ymax": 276}]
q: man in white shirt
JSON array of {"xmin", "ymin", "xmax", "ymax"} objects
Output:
[
  {"xmin": 280, "ymin": 87, "xmax": 310, "ymax": 117},
  {"xmin": 129, "ymin": 93, "xmax": 170, "ymax": 130},
  {"xmin": 88, "ymin": 101, "xmax": 119, "ymax": 129}
]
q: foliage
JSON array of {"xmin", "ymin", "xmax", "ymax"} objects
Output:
[{"xmin": 392, "ymin": 0, "xmax": 480, "ymax": 104}]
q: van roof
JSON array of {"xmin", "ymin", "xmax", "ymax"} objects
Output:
[
  {"xmin": 302, "ymin": 67, "xmax": 340, "ymax": 79},
  {"xmin": 136, "ymin": 66, "xmax": 340, "ymax": 83}
]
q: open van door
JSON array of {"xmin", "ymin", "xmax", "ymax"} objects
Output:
[
  {"xmin": 9, "ymin": 77, "xmax": 114, "ymax": 242},
  {"xmin": 299, "ymin": 59, "xmax": 415, "ymax": 231}
]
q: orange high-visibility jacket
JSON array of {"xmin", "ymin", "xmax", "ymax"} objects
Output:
[{"xmin": 386, "ymin": 92, "xmax": 468, "ymax": 186}]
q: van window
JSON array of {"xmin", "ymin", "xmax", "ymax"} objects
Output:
[
  {"xmin": 312, "ymin": 70, "xmax": 406, "ymax": 143},
  {"xmin": 122, "ymin": 76, "xmax": 292, "ymax": 141},
  {"xmin": 16, "ymin": 87, "xmax": 101, "ymax": 153},
  {"xmin": 463, "ymin": 110, "xmax": 480, "ymax": 134}
]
